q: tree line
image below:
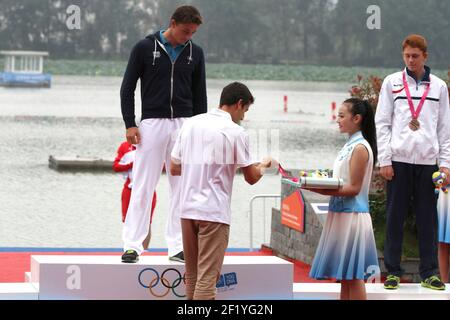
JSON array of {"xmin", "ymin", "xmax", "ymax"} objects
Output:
[{"xmin": 0, "ymin": 0, "xmax": 449, "ymax": 68}]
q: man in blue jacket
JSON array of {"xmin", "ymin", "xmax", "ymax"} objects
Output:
[{"xmin": 120, "ymin": 5, "xmax": 207, "ymax": 263}]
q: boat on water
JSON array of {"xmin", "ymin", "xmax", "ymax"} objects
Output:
[
  {"xmin": 0, "ymin": 51, "xmax": 51, "ymax": 88},
  {"xmin": 48, "ymin": 155, "xmax": 114, "ymax": 171}
]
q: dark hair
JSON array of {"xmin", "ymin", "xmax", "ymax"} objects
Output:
[
  {"xmin": 171, "ymin": 5, "xmax": 203, "ymax": 25},
  {"xmin": 402, "ymin": 34, "xmax": 427, "ymax": 53},
  {"xmin": 220, "ymin": 82, "xmax": 255, "ymax": 107},
  {"xmin": 344, "ymin": 98, "xmax": 378, "ymax": 166}
]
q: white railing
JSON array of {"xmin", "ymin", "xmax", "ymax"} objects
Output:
[
  {"xmin": 0, "ymin": 51, "xmax": 48, "ymax": 73},
  {"xmin": 249, "ymin": 194, "xmax": 281, "ymax": 251}
]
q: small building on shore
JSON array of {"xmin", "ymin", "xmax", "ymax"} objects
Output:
[{"xmin": 0, "ymin": 51, "xmax": 51, "ymax": 88}]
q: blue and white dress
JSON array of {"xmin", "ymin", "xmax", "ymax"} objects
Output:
[
  {"xmin": 437, "ymin": 191, "xmax": 450, "ymax": 244},
  {"xmin": 309, "ymin": 131, "xmax": 379, "ymax": 281}
]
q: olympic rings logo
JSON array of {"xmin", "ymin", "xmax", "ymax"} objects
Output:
[{"xmin": 138, "ymin": 268, "xmax": 186, "ymax": 298}]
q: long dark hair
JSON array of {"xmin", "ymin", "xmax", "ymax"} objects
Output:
[{"xmin": 344, "ymin": 98, "xmax": 378, "ymax": 166}]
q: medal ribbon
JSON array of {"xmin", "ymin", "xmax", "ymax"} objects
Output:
[
  {"xmin": 278, "ymin": 164, "xmax": 299, "ymax": 182},
  {"xmin": 402, "ymin": 70, "xmax": 430, "ymax": 120}
]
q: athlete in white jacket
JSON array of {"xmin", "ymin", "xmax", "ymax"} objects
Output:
[{"xmin": 375, "ymin": 34, "xmax": 450, "ymax": 291}]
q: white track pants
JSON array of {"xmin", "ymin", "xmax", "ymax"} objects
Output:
[{"xmin": 122, "ymin": 118, "xmax": 186, "ymax": 256}]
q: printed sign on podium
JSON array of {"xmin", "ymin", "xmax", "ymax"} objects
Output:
[{"xmin": 281, "ymin": 190, "xmax": 305, "ymax": 232}]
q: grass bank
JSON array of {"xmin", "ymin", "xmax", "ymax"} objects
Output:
[{"xmin": 1, "ymin": 58, "xmax": 447, "ymax": 83}]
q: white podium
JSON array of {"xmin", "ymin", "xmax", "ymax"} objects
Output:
[
  {"xmin": 30, "ymin": 255, "xmax": 293, "ymax": 300},
  {"xmin": 293, "ymin": 283, "xmax": 450, "ymax": 300},
  {"xmin": 0, "ymin": 283, "xmax": 38, "ymax": 300}
]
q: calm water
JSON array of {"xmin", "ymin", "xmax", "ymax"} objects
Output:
[{"xmin": 0, "ymin": 76, "xmax": 348, "ymax": 249}]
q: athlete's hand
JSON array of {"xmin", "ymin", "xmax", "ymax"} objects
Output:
[
  {"xmin": 440, "ymin": 167, "xmax": 450, "ymax": 186},
  {"xmin": 126, "ymin": 127, "xmax": 140, "ymax": 145},
  {"xmin": 380, "ymin": 165, "xmax": 394, "ymax": 181}
]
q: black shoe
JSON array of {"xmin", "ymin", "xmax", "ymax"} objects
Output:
[
  {"xmin": 383, "ymin": 275, "xmax": 400, "ymax": 290},
  {"xmin": 122, "ymin": 250, "xmax": 139, "ymax": 263},
  {"xmin": 169, "ymin": 251, "xmax": 185, "ymax": 263}
]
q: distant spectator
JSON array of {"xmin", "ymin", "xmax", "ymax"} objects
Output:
[{"xmin": 113, "ymin": 141, "xmax": 156, "ymax": 249}]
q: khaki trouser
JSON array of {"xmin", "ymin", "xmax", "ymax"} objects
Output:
[{"xmin": 181, "ymin": 218, "xmax": 230, "ymax": 300}]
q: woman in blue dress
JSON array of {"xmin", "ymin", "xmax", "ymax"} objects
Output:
[
  {"xmin": 307, "ymin": 98, "xmax": 379, "ymax": 300},
  {"xmin": 437, "ymin": 189, "xmax": 450, "ymax": 282}
]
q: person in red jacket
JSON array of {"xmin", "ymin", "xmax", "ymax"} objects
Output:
[{"xmin": 113, "ymin": 141, "xmax": 156, "ymax": 250}]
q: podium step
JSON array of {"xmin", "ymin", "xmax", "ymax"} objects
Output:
[
  {"xmin": 293, "ymin": 283, "xmax": 450, "ymax": 300},
  {"xmin": 5, "ymin": 267, "xmax": 450, "ymax": 300},
  {"xmin": 0, "ymin": 283, "xmax": 39, "ymax": 300},
  {"xmin": 24, "ymin": 272, "xmax": 39, "ymax": 291},
  {"xmin": 31, "ymin": 255, "xmax": 293, "ymax": 300}
]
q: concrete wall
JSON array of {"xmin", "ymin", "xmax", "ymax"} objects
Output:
[{"xmin": 270, "ymin": 174, "xmax": 328, "ymax": 264}]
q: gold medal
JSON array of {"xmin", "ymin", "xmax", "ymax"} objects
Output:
[{"xmin": 409, "ymin": 118, "xmax": 420, "ymax": 131}]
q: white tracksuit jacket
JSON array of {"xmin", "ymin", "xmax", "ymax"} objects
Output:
[{"xmin": 375, "ymin": 67, "xmax": 450, "ymax": 169}]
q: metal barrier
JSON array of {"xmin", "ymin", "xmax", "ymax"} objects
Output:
[{"xmin": 249, "ymin": 194, "xmax": 281, "ymax": 251}]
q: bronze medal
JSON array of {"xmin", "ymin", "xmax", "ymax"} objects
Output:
[{"xmin": 409, "ymin": 118, "xmax": 420, "ymax": 131}]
